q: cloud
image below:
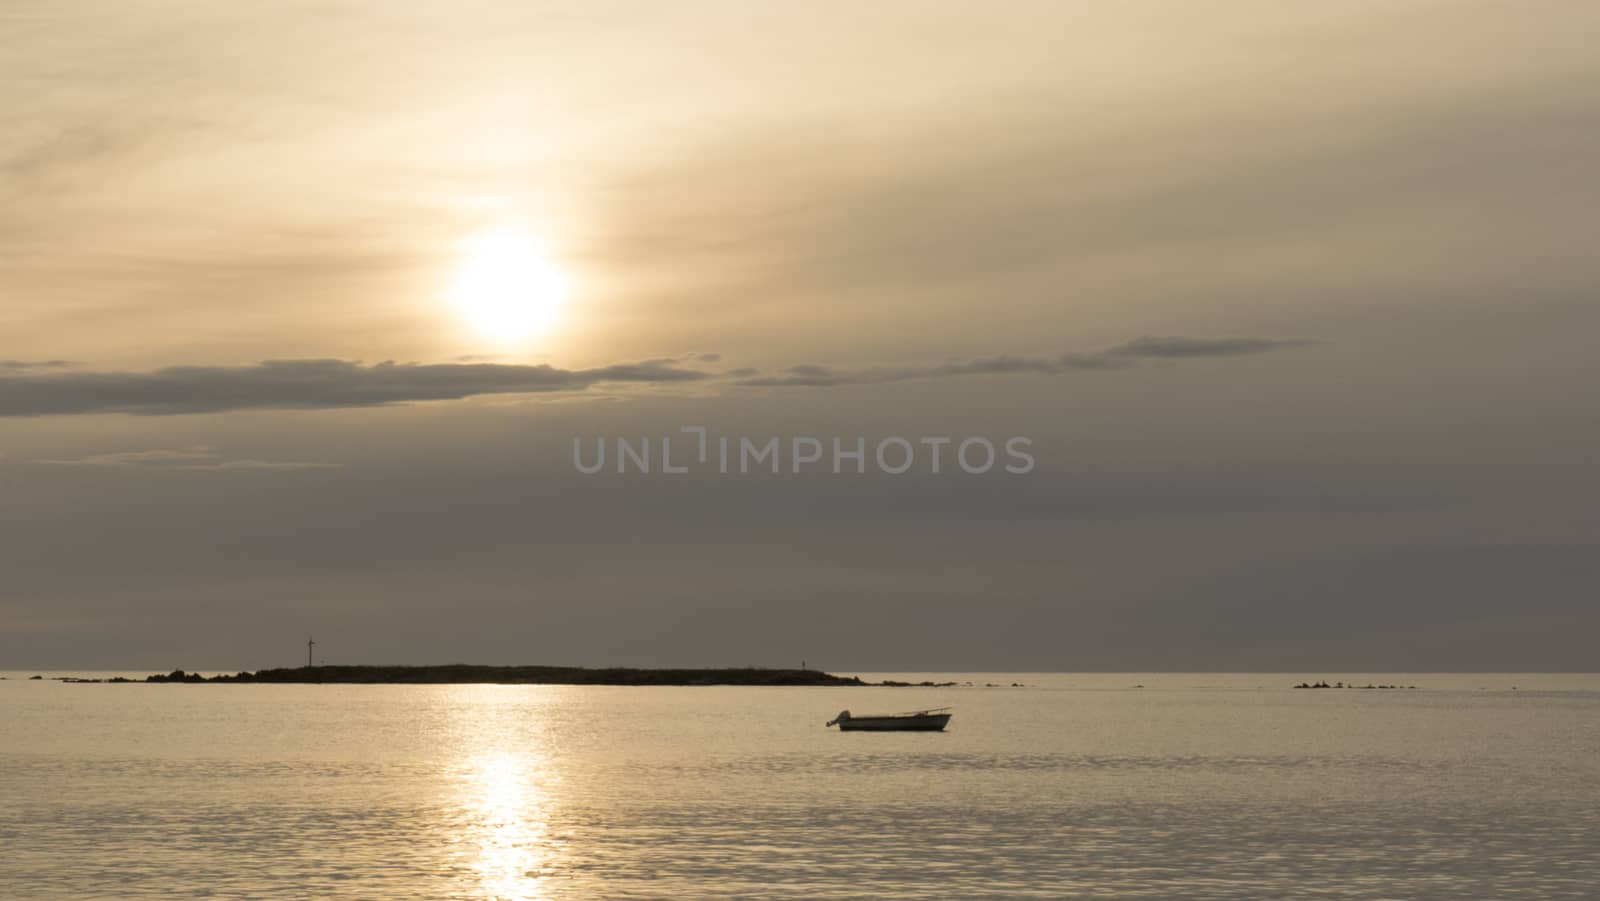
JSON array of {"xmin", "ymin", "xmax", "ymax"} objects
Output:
[
  {"xmin": 0, "ymin": 359, "xmax": 72, "ymax": 369},
  {"xmin": 0, "ymin": 337, "xmax": 1314, "ymax": 414},
  {"xmin": 1108, "ymin": 336, "xmax": 1317, "ymax": 358},
  {"xmin": 928, "ymin": 352, "xmax": 1125, "ymax": 376},
  {"xmin": 0, "ymin": 357, "xmax": 712, "ymax": 416},
  {"xmin": 737, "ymin": 365, "xmax": 847, "ymax": 388},
  {"xmin": 735, "ymin": 353, "xmax": 1121, "ymax": 387},
  {"xmin": 33, "ymin": 446, "xmax": 342, "ymax": 472},
  {"xmin": 734, "ymin": 337, "xmax": 1308, "ymax": 388}
]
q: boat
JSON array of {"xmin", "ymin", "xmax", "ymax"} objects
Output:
[{"xmin": 825, "ymin": 707, "xmax": 951, "ymax": 731}]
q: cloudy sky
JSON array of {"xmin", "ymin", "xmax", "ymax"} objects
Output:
[{"xmin": 3, "ymin": 1, "xmax": 1597, "ymax": 671}]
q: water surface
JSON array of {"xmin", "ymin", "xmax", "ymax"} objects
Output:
[{"xmin": 3, "ymin": 673, "xmax": 1597, "ymax": 899}]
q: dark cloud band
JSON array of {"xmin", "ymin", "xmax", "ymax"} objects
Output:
[
  {"xmin": 734, "ymin": 336, "xmax": 1312, "ymax": 388},
  {"xmin": 1107, "ymin": 336, "xmax": 1316, "ymax": 358},
  {"xmin": 0, "ymin": 336, "xmax": 1314, "ymax": 416},
  {"xmin": 0, "ymin": 358, "xmax": 710, "ymax": 416}
]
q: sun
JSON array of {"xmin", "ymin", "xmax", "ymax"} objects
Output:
[{"xmin": 448, "ymin": 228, "xmax": 568, "ymax": 342}]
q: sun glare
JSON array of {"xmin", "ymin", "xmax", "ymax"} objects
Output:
[{"xmin": 448, "ymin": 228, "xmax": 568, "ymax": 342}]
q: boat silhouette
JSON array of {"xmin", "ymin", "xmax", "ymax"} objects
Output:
[{"xmin": 826, "ymin": 707, "xmax": 951, "ymax": 731}]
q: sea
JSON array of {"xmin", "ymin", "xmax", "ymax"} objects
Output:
[{"xmin": 2, "ymin": 672, "xmax": 1597, "ymax": 900}]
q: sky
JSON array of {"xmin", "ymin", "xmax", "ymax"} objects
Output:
[{"xmin": 2, "ymin": 1, "xmax": 1597, "ymax": 671}]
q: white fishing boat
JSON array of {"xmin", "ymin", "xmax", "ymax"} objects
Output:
[{"xmin": 826, "ymin": 707, "xmax": 951, "ymax": 731}]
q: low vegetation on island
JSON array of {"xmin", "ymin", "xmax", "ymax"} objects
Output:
[
  {"xmin": 139, "ymin": 665, "xmax": 866, "ymax": 686},
  {"xmin": 1293, "ymin": 680, "xmax": 1416, "ymax": 689},
  {"xmin": 38, "ymin": 667, "xmax": 1032, "ymax": 687}
]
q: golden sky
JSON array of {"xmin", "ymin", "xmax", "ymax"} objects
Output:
[{"xmin": 2, "ymin": 2, "xmax": 1597, "ymax": 669}]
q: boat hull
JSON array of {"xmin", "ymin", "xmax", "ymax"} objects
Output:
[{"xmin": 836, "ymin": 713, "xmax": 950, "ymax": 732}]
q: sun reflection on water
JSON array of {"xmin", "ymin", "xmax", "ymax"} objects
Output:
[
  {"xmin": 442, "ymin": 685, "xmax": 568, "ymax": 901},
  {"xmin": 460, "ymin": 751, "xmax": 559, "ymax": 901}
]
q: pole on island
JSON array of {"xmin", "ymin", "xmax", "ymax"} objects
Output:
[{"xmin": 307, "ymin": 636, "xmax": 315, "ymax": 668}]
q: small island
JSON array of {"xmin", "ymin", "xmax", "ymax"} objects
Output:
[
  {"xmin": 1293, "ymin": 680, "xmax": 1416, "ymax": 690},
  {"xmin": 138, "ymin": 665, "xmax": 867, "ymax": 686}
]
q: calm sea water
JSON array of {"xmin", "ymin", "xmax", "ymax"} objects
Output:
[{"xmin": 2, "ymin": 672, "xmax": 1597, "ymax": 899}]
